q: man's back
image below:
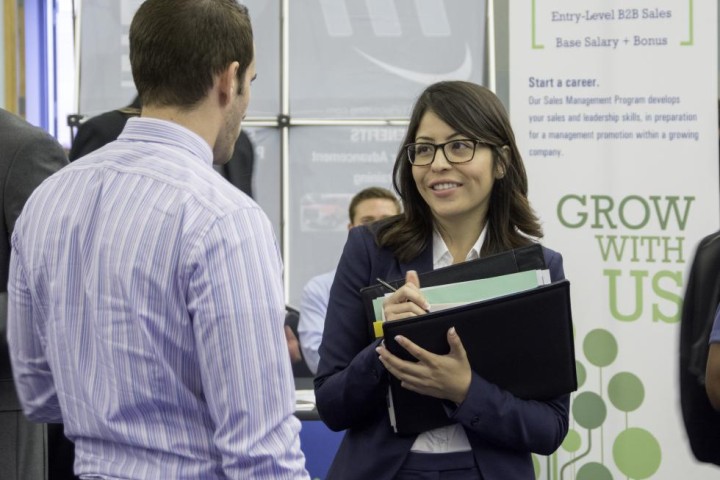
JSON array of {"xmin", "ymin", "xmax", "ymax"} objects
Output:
[
  {"xmin": 9, "ymin": 118, "xmax": 306, "ymax": 479},
  {"xmin": 69, "ymin": 101, "xmax": 256, "ymax": 199}
]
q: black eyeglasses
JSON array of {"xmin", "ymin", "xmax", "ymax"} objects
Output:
[{"xmin": 405, "ymin": 139, "xmax": 484, "ymax": 166}]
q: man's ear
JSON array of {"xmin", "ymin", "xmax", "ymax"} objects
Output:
[{"xmin": 218, "ymin": 61, "xmax": 240, "ymax": 105}]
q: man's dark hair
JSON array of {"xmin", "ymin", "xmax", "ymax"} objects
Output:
[
  {"xmin": 129, "ymin": 0, "xmax": 253, "ymax": 109},
  {"xmin": 348, "ymin": 187, "xmax": 400, "ymax": 224}
]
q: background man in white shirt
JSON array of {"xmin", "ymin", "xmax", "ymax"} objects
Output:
[{"xmin": 298, "ymin": 187, "xmax": 400, "ymax": 374}]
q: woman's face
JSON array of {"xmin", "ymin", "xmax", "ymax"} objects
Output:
[{"xmin": 411, "ymin": 109, "xmax": 502, "ymax": 230}]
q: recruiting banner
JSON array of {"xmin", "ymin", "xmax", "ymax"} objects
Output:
[
  {"xmin": 77, "ymin": 0, "xmax": 278, "ymax": 117},
  {"xmin": 77, "ymin": 0, "xmax": 142, "ymax": 116},
  {"xmin": 287, "ymin": 125, "xmax": 402, "ymax": 305},
  {"xmin": 510, "ymin": 1, "xmax": 718, "ymax": 479},
  {"xmin": 245, "ymin": 127, "xmax": 282, "ymax": 237},
  {"xmin": 288, "ymin": 0, "xmax": 485, "ymax": 117}
]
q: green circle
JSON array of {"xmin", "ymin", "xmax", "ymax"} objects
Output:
[
  {"xmin": 576, "ymin": 462, "xmax": 613, "ymax": 480},
  {"xmin": 562, "ymin": 429, "xmax": 582, "ymax": 453},
  {"xmin": 608, "ymin": 372, "xmax": 644, "ymax": 412},
  {"xmin": 613, "ymin": 427, "xmax": 661, "ymax": 479},
  {"xmin": 532, "ymin": 454, "xmax": 540, "ymax": 477},
  {"xmin": 576, "ymin": 361, "xmax": 587, "ymax": 388},
  {"xmin": 583, "ymin": 329, "xmax": 618, "ymax": 367},
  {"xmin": 572, "ymin": 391, "xmax": 606, "ymax": 430}
]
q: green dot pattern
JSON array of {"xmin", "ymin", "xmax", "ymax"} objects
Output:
[
  {"xmin": 613, "ymin": 428, "xmax": 661, "ymax": 479},
  {"xmin": 608, "ymin": 372, "xmax": 644, "ymax": 412},
  {"xmin": 561, "ymin": 429, "xmax": 582, "ymax": 453},
  {"xmin": 575, "ymin": 360, "xmax": 587, "ymax": 388},
  {"xmin": 577, "ymin": 462, "xmax": 613, "ymax": 480},
  {"xmin": 583, "ymin": 329, "xmax": 618, "ymax": 367},
  {"xmin": 572, "ymin": 391, "xmax": 607, "ymax": 430}
]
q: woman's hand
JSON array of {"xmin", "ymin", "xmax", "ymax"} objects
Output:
[
  {"xmin": 376, "ymin": 327, "xmax": 471, "ymax": 405},
  {"xmin": 382, "ymin": 270, "xmax": 431, "ymax": 321}
]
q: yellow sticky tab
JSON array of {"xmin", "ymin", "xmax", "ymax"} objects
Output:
[{"xmin": 373, "ymin": 321, "xmax": 385, "ymax": 338}]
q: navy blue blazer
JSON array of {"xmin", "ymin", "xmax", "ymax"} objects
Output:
[{"xmin": 315, "ymin": 226, "xmax": 570, "ymax": 480}]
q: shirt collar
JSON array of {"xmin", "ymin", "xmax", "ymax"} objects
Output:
[
  {"xmin": 119, "ymin": 117, "xmax": 214, "ymax": 167},
  {"xmin": 432, "ymin": 223, "xmax": 488, "ymax": 269}
]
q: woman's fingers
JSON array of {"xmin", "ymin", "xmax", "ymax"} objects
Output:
[
  {"xmin": 377, "ymin": 332, "xmax": 471, "ymax": 404},
  {"xmin": 405, "ymin": 270, "xmax": 421, "ymax": 288},
  {"xmin": 382, "ymin": 285, "xmax": 429, "ymax": 320},
  {"xmin": 381, "ymin": 270, "xmax": 430, "ymax": 321}
]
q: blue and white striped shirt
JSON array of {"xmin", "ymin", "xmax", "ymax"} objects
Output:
[{"xmin": 8, "ymin": 118, "xmax": 308, "ymax": 479}]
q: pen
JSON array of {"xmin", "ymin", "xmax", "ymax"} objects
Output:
[
  {"xmin": 376, "ymin": 278, "xmax": 431, "ymax": 313},
  {"xmin": 376, "ymin": 278, "xmax": 398, "ymax": 292}
]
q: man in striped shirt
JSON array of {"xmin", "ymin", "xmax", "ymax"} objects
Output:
[{"xmin": 7, "ymin": 1, "xmax": 308, "ymax": 478}]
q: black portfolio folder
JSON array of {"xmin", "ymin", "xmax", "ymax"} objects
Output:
[
  {"xmin": 382, "ymin": 280, "xmax": 576, "ymax": 435},
  {"xmin": 361, "ymin": 243, "xmax": 547, "ymax": 338}
]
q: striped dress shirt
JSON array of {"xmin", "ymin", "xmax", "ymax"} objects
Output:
[{"xmin": 8, "ymin": 118, "xmax": 309, "ymax": 479}]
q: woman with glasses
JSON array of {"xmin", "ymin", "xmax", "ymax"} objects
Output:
[{"xmin": 314, "ymin": 81, "xmax": 569, "ymax": 480}]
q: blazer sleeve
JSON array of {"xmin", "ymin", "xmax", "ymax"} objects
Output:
[
  {"xmin": 314, "ymin": 228, "xmax": 388, "ymax": 431},
  {"xmin": 5, "ymin": 132, "xmax": 68, "ymax": 237},
  {"xmin": 449, "ymin": 248, "xmax": 570, "ymax": 455},
  {"xmin": 4, "ymin": 130, "xmax": 67, "ymax": 420}
]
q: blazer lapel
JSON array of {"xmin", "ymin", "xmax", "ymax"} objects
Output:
[{"xmin": 396, "ymin": 244, "xmax": 433, "ymax": 281}]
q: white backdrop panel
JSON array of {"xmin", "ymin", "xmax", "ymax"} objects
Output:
[{"xmin": 509, "ymin": 1, "xmax": 719, "ymax": 478}]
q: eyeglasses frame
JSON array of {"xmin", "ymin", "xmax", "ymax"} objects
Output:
[{"xmin": 404, "ymin": 138, "xmax": 490, "ymax": 166}]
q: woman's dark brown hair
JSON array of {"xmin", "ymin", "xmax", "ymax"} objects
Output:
[{"xmin": 376, "ymin": 81, "xmax": 542, "ymax": 262}]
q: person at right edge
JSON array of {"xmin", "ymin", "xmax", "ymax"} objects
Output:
[
  {"xmin": 680, "ymin": 230, "xmax": 720, "ymax": 465},
  {"xmin": 314, "ymin": 80, "xmax": 569, "ymax": 479}
]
